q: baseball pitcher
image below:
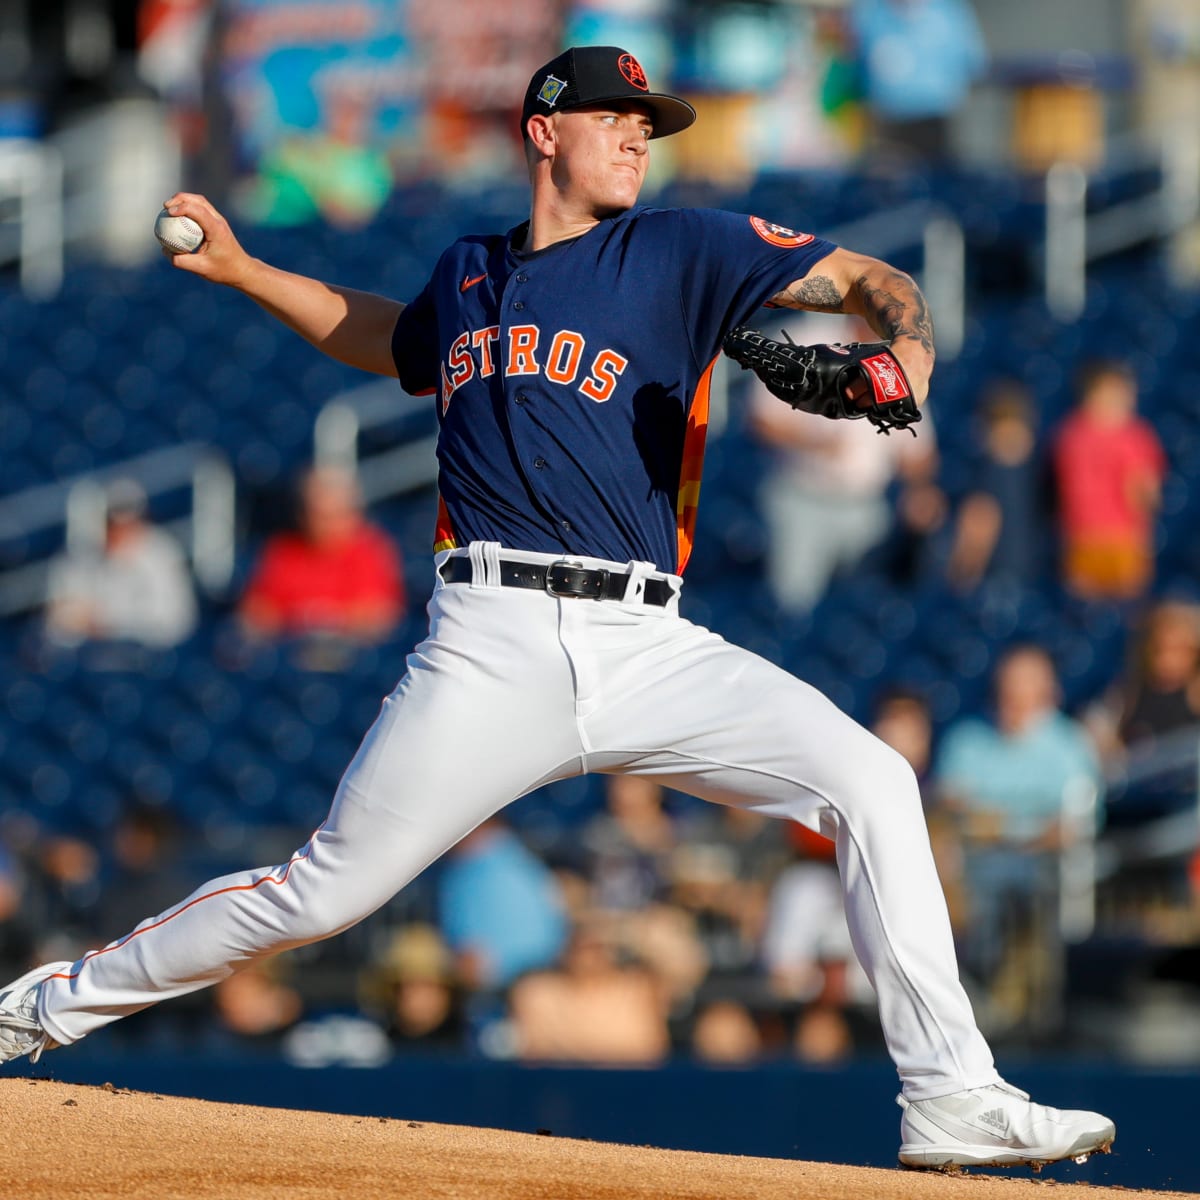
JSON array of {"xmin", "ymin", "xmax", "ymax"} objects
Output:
[{"xmin": 0, "ymin": 46, "xmax": 1112, "ymax": 1171}]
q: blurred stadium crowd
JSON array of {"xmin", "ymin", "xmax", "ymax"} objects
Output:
[{"xmin": 3, "ymin": 0, "xmax": 1200, "ymax": 1072}]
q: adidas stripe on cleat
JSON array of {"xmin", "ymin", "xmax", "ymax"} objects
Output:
[{"xmin": 898, "ymin": 1080, "xmax": 1115, "ymax": 1170}]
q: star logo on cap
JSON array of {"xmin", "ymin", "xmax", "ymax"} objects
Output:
[
  {"xmin": 537, "ymin": 74, "xmax": 568, "ymax": 108},
  {"xmin": 618, "ymin": 54, "xmax": 648, "ymax": 91}
]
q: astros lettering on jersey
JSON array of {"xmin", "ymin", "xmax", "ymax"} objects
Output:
[{"xmin": 391, "ymin": 207, "xmax": 834, "ymax": 573}]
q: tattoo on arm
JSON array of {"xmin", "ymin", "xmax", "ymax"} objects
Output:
[
  {"xmin": 768, "ymin": 265, "xmax": 935, "ymax": 357},
  {"xmin": 856, "ymin": 271, "xmax": 935, "ymax": 355},
  {"xmin": 771, "ymin": 274, "xmax": 844, "ymax": 312}
]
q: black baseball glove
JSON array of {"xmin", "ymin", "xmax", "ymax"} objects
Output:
[{"xmin": 723, "ymin": 326, "xmax": 923, "ymax": 436}]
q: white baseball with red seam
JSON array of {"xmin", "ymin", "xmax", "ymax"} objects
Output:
[{"xmin": 154, "ymin": 208, "xmax": 204, "ymax": 254}]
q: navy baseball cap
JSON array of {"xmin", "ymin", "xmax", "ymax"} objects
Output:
[{"xmin": 521, "ymin": 46, "xmax": 696, "ymax": 140}]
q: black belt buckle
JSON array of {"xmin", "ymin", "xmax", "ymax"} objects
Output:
[{"xmin": 545, "ymin": 559, "xmax": 609, "ymax": 600}]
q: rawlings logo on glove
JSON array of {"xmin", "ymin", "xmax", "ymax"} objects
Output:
[{"xmin": 722, "ymin": 326, "xmax": 923, "ymax": 436}]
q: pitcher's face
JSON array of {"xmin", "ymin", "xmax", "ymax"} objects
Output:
[{"xmin": 547, "ymin": 103, "xmax": 653, "ymax": 217}]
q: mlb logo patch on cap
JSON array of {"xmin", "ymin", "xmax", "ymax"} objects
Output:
[{"xmin": 537, "ymin": 74, "xmax": 568, "ymax": 109}]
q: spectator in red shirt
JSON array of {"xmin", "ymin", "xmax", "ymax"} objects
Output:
[
  {"xmin": 238, "ymin": 465, "xmax": 406, "ymax": 643},
  {"xmin": 1052, "ymin": 359, "xmax": 1166, "ymax": 602}
]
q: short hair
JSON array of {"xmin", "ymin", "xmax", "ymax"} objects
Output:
[
  {"xmin": 1073, "ymin": 357, "xmax": 1135, "ymax": 400},
  {"xmin": 979, "ymin": 378, "xmax": 1035, "ymax": 426},
  {"xmin": 105, "ymin": 477, "xmax": 147, "ymax": 519},
  {"xmin": 872, "ymin": 684, "xmax": 931, "ymax": 718}
]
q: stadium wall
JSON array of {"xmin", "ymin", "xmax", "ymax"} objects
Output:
[{"xmin": 26, "ymin": 1054, "xmax": 1191, "ymax": 1192}]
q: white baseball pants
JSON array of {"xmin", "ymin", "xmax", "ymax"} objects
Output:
[{"xmin": 39, "ymin": 542, "xmax": 998, "ymax": 1099}]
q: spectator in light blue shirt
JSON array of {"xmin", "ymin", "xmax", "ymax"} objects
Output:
[
  {"xmin": 850, "ymin": 0, "xmax": 987, "ymax": 163},
  {"xmin": 933, "ymin": 644, "xmax": 1100, "ymax": 1015},
  {"xmin": 437, "ymin": 819, "xmax": 568, "ymax": 992},
  {"xmin": 936, "ymin": 650, "xmax": 1099, "ymax": 845}
]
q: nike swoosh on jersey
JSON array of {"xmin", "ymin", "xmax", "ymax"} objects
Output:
[{"xmin": 460, "ymin": 273, "xmax": 487, "ymax": 292}]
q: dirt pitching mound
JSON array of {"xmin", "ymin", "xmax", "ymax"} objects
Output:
[{"xmin": 0, "ymin": 1078, "xmax": 1191, "ymax": 1200}]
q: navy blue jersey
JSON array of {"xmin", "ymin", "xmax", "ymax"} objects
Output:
[{"xmin": 391, "ymin": 205, "xmax": 835, "ymax": 573}]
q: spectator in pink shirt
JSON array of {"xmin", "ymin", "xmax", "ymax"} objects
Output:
[{"xmin": 1052, "ymin": 360, "xmax": 1166, "ymax": 602}]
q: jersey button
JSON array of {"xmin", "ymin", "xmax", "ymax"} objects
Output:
[
  {"xmin": 515, "ymin": 393, "xmax": 528, "ymax": 406},
  {"xmin": 513, "ymin": 300, "xmax": 525, "ymax": 311},
  {"xmin": 534, "ymin": 456, "xmax": 546, "ymax": 469},
  {"xmin": 516, "ymin": 273, "xmax": 528, "ymax": 283},
  {"xmin": 560, "ymin": 520, "xmax": 572, "ymax": 531}
]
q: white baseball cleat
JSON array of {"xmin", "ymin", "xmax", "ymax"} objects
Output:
[
  {"xmin": 898, "ymin": 1080, "xmax": 1115, "ymax": 1170},
  {"xmin": 0, "ymin": 962, "xmax": 72, "ymax": 1065}
]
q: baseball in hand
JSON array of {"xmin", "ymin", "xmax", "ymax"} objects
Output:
[{"xmin": 154, "ymin": 208, "xmax": 205, "ymax": 254}]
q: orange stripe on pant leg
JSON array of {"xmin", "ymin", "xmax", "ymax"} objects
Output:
[{"xmin": 53, "ymin": 827, "xmax": 325, "ymax": 980}]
